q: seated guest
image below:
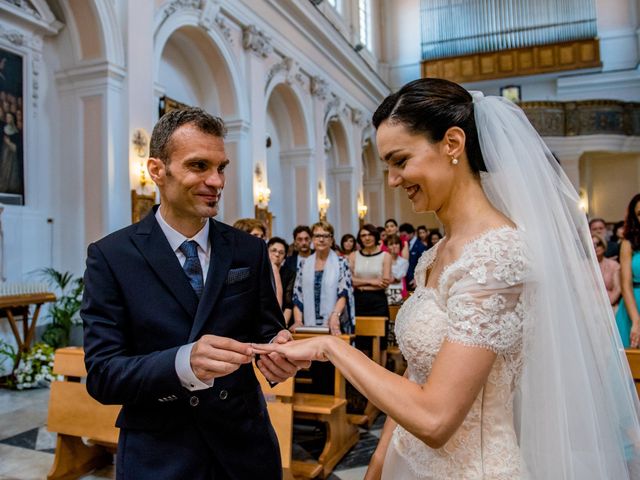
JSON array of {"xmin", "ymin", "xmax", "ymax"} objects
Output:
[
  {"xmin": 339, "ymin": 233, "xmax": 357, "ymax": 256},
  {"xmin": 232, "ymin": 218, "xmax": 266, "ymax": 239},
  {"xmin": 385, "ymin": 234, "xmax": 408, "ymax": 305},
  {"xmin": 593, "ymin": 234, "xmax": 621, "ymax": 309},
  {"xmin": 291, "ymin": 221, "xmax": 355, "ymax": 334},
  {"xmin": 268, "ymin": 236, "xmax": 295, "ymax": 326},
  {"xmin": 283, "ymin": 225, "xmax": 312, "ymax": 274}
]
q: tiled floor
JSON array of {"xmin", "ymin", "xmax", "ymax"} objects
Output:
[{"xmin": 0, "ymin": 387, "xmax": 382, "ymax": 480}]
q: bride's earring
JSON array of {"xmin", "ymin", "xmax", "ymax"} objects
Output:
[{"xmin": 451, "ymin": 157, "xmax": 459, "ymax": 165}]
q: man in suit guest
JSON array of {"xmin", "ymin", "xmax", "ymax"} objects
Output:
[
  {"xmin": 81, "ymin": 107, "xmax": 305, "ymax": 480},
  {"xmin": 282, "ymin": 225, "xmax": 312, "ymax": 274},
  {"xmin": 400, "ymin": 222, "xmax": 426, "ymax": 290}
]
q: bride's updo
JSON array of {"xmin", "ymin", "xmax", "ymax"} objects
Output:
[{"xmin": 372, "ymin": 78, "xmax": 486, "ymax": 174}]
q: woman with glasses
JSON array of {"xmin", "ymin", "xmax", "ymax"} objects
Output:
[
  {"xmin": 290, "ymin": 221, "xmax": 355, "ymax": 335},
  {"xmin": 267, "ymin": 236, "xmax": 295, "ymax": 327}
]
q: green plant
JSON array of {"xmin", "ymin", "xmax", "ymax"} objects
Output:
[
  {"xmin": 0, "ymin": 339, "xmax": 17, "ymax": 373},
  {"xmin": 38, "ymin": 268, "xmax": 84, "ymax": 349},
  {"xmin": 13, "ymin": 342, "xmax": 56, "ymax": 390}
]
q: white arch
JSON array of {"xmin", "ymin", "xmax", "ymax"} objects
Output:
[{"xmin": 154, "ymin": 8, "xmax": 247, "ymax": 119}]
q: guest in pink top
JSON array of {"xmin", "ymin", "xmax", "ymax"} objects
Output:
[{"xmin": 593, "ymin": 233, "xmax": 621, "ymax": 307}]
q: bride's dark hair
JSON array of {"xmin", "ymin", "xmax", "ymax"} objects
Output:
[{"xmin": 372, "ymin": 78, "xmax": 486, "ymax": 174}]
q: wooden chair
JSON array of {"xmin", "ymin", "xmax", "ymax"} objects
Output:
[
  {"xmin": 386, "ymin": 304, "xmax": 406, "ymax": 375},
  {"xmin": 291, "ymin": 333, "xmax": 359, "ymax": 479},
  {"xmin": 626, "ymin": 349, "xmax": 640, "ymax": 399},
  {"xmin": 47, "ymin": 347, "xmax": 120, "ymax": 480},
  {"xmin": 348, "ymin": 316, "xmax": 387, "ymax": 428},
  {"xmin": 253, "ymin": 365, "xmax": 297, "ymax": 480}
]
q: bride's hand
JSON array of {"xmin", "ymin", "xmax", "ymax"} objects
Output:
[{"xmin": 252, "ymin": 337, "xmax": 331, "ymax": 362}]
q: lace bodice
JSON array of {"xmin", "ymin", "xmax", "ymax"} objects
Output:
[{"xmin": 391, "ymin": 227, "xmax": 530, "ymax": 479}]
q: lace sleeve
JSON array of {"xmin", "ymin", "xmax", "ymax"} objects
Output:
[{"xmin": 445, "ymin": 232, "xmax": 529, "ymax": 354}]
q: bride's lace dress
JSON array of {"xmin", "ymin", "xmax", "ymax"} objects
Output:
[{"xmin": 382, "ymin": 227, "xmax": 530, "ymax": 480}]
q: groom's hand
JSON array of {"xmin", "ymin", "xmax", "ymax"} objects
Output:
[
  {"xmin": 190, "ymin": 335, "xmax": 254, "ymax": 383},
  {"xmin": 257, "ymin": 329, "xmax": 311, "ymax": 383}
]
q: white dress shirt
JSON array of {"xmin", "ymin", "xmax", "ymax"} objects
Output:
[{"xmin": 155, "ymin": 208, "xmax": 213, "ymax": 391}]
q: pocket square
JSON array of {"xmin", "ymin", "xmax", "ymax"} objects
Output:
[{"xmin": 226, "ymin": 267, "xmax": 250, "ymax": 284}]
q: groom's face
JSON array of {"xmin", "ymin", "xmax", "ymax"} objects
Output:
[{"xmin": 150, "ymin": 123, "xmax": 229, "ymax": 222}]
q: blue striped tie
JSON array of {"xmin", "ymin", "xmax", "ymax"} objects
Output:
[{"xmin": 179, "ymin": 240, "xmax": 203, "ymax": 299}]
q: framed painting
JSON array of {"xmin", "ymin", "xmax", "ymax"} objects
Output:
[
  {"xmin": 0, "ymin": 47, "xmax": 24, "ymax": 205},
  {"xmin": 158, "ymin": 95, "xmax": 189, "ymax": 118}
]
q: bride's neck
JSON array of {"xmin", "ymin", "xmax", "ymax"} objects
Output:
[{"xmin": 437, "ymin": 178, "xmax": 497, "ymax": 239}]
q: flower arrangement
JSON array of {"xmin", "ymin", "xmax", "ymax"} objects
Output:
[{"xmin": 13, "ymin": 342, "xmax": 56, "ymax": 390}]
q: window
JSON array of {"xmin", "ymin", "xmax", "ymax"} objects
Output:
[
  {"xmin": 358, "ymin": 0, "xmax": 372, "ymax": 50},
  {"xmin": 326, "ymin": 0, "xmax": 339, "ymax": 10}
]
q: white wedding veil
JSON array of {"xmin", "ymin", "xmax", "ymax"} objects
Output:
[{"xmin": 471, "ymin": 91, "xmax": 640, "ymax": 479}]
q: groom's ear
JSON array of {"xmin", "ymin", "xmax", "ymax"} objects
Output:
[{"xmin": 443, "ymin": 126, "xmax": 466, "ymax": 160}]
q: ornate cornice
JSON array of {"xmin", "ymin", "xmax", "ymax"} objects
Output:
[
  {"xmin": 266, "ymin": 56, "xmax": 303, "ymax": 88},
  {"xmin": 310, "ymin": 75, "xmax": 328, "ymax": 100},
  {"xmin": 242, "ymin": 25, "xmax": 272, "ymax": 58},
  {"xmin": 0, "ymin": 26, "xmax": 25, "ymax": 46},
  {"xmin": 522, "ymin": 100, "xmax": 640, "ymax": 137},
  {"xmin": 161, "ymin": 0, "xmax": 201, "ymax": 21}
]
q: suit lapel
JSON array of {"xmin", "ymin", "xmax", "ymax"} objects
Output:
[
  {"xmin": 188, "ymin": 219, "xmax": 233, "ymax": 342},
  {"xmin": 131, "ymin": 209, "xmax": 199, "ymax": 319}
]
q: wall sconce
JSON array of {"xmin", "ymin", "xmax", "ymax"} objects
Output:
[
  {"xmin": 357, "ymin": 203, "xmax": 368, "ymax": 220},
  {"xmin": 578, "ymin": 189, "xmax": 589, "ymax": 213},
  {"xmin": 132, "ymin": 128, "xmax": 149, "ymax": 191},
  {"xmin": 318, "ymin": 196, "xmax": 331, "ymax": 221},
  {"xmin": 256, "ymin": 186, "xmax": 271, "ymax": 209}
]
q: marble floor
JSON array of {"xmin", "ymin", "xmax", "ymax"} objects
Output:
[{"xmin": 0, "ymin": 387, "xmax": 382, "ymax": 480}]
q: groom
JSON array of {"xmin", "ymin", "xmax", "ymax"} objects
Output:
[{"xmin": 81, "ymin": 107, "xmax": 303, "ymax": 479}]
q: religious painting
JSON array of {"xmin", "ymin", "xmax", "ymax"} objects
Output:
[
  {"xmin": 158, "ymin": 95, "xmax": 189, "ymax": 118},
  {"xmin": 0, "ymin": 48, "xmax": 24, "ymax": 205}
]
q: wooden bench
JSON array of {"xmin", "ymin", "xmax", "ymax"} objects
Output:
[
  {"xmin": 348, "ymin": 316, "xmax": 387, "ymax": 428},
  {"xmin": 253, "ymin": 365, "xmax": 297, "ymax": 480},
  {"xmin": 387, "ymin": 304, "xmax": 406, "ymax": 375},
  {"xmin": 626, "ymin": 349, "xmax": 640, "ymax": 398},
  {"xmin": 291, "ymin": 333, "xmax": 359, "ymax": 479},
  {"xmin": 47, "ymin": 347, "xmax": 119, "ymax": 480}
]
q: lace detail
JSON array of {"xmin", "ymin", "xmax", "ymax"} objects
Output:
[{"xmin": 389, "ymin": 228, "xmax": 529, "ymax": 479}]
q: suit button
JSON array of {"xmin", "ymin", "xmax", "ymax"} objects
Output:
[
  {"xmin": 219, "ymin": 390, "xmax": 228, "ymax": 400},
  {"xmin": 189, "ymin": 395, "xmax": 199, "ymax": 407}
]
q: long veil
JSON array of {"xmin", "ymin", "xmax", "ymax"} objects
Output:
[{"xmin": 471, "ymin": 91, "xmax": 640, "ymax": 479}]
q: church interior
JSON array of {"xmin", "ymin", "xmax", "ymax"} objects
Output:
[{"xmin": 0, "ymin": 0, "xmax": 639, "ymax": 478}]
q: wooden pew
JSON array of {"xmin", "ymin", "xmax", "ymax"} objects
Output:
[
  {"xmin": 386, "ymin": 304, "xmax": 406, "ymax": 375},
  {"xmin": 291, "ymin": 333, "xmax": 359, "ymax": 479},
  {"xmin": 626, "ymin": 349, "xmax": 640, "ymax": 399},
  {"xmin": 47, "ymin": 347, "xmax": 119, "ymax": 480},
  {"xmin": 253, "ymin": 365, "xmax": 297, "ymax": 480},
  {"xmin": 349, "ymin": 316, "xmax": 386, "ymax": 428}
]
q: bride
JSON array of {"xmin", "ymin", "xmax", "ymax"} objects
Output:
[{"xmin": 253, "ymin": 78, "xmax": 640, "ymax": 479}]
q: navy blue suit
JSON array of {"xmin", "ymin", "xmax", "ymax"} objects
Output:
[
  {"xmin": 406, "ymin": 237, "xmax": 427, "ymax": 290},
  {"xmin": 81, "ymin": 208, "xmax": 284, "ymax": 479}
]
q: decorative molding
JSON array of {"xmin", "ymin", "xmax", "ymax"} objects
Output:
[
  {"xmin": 324, "ymin": 93, "xmax": 341, "ymax": 121},
  {"xmin": 242, "ymin": 25, "xmax": 272, "ymax": 58},
  {"xmin": 1, "ymin": 0, "xmax": 39, "ymax": 19},
  {"xmin": 310, "ymin": 75, "xmax": 328, "ymax": 100},
  {"xmin": 197, "ymin": 0, "xmax": 233, "ymax": 44},
  {"xmin": 161, "ymin": 0, "xmax": 201, "ymax": 21},
  {"xmin": 350, "ymin": 107, "xmax": 364, "ymax": 127},
  {"xmin": 423, "ymin": 38, "xmax": 601, "ymax": 83},
  {"xmin": 266, "ymin": 56, "xmax": 300, "ymax": 87},
  {"xmin": 0, "ymin": 26, "xmax": 25, "ymax": 46},
  {"xmin": 521, "ymin": 100, "xmax": 640, "ymax": 137}
]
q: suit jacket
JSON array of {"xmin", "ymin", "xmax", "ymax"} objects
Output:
[
  {"xmin": 81, "ymin": 208, "xmax": 284, "ymax": 479},
  {"xmin": 406, "ymin": 237, "xmax": 427, "ymax": 289}
]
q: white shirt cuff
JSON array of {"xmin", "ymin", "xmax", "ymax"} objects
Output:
[{"xmin": 175, "ymin": 343, "xmax": 214, "ymax": 391}]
